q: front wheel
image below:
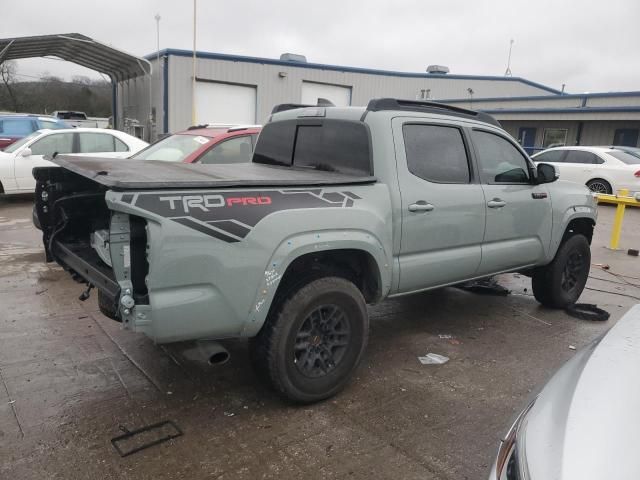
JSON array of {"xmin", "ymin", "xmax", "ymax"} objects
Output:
[
  {"xmin": 249, "ymin": 276, "xmax": 369, "ymax": 403},
  {"xmin": 532, "ymin": 234, "xmax": 591, "ymax": 308}
]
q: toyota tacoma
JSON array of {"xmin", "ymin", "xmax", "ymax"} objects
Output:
[{"xmin": 34, "ymin": 99, "xmax": 597, "ymax": 403}]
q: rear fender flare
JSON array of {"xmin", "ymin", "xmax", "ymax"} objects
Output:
[{"xmin": 242, "ymin": 230, "xmax": 391, "ymax": 337}]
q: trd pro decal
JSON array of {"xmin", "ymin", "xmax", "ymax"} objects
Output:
[{"xmin": 121, "ymin": 189, "xmax": 360, "ymax": 243}]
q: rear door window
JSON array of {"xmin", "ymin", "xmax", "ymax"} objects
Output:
[
  {"xmin": 78, "ymin": 132, "xmax": 118, "ymax": 153},
  {"xmin": 402, "ymin": 124, "xmax": 470, "ymax": 183},
  {"xmin": 564, "ymin": 150, "xmax": 600, "ymax": 164}
]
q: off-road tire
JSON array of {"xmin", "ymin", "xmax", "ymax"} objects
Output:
[
  {"xmin": 532, "ymin": 234, "xmax": 591, "ymax": 308},
  {"xmin": 249, "ymin": 276, "xmax": 369, "ymax": 404}
]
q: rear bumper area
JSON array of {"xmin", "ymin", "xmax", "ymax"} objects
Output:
[{"xmin": 52, "ymin": 240, "xmax": 120, "ymax": 300}]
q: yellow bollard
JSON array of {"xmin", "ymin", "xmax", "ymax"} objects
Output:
[
  {"xmin": 609, "ymin": 189, "xmax": 629, "ymax": 250},
  {"xmin": 596, "ymin": 189, "xmax": 640, "ymax": 249},
  {"xmin": 610, "ymin": 203, "xmax": 626, "ymax": 249}
]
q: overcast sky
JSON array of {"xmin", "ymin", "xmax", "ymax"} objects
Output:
[{"xmin": 4, "ymin": 0, "xmax": 639, "ymax": 94}]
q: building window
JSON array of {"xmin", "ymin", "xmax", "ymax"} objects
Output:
[
  {"xmin": 542, "ymin": 129, "xmax": 568, "ymax": 148},
  {"xmin": 613, "ymin": 129, "xmax": 639, "ymax": 147}
]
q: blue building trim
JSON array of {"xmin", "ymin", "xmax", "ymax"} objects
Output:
[
  {"xmin": 163, "ymin": 54, "xmax": 169, "ymax": 134},
  {"xmin": 442, "ymin": 90, "xmax": 640, "ymax": 104},
  {"xmin": 144, "ymin": 49, "xmax": 562, "ymax": 95},
  {"xmin": 482, "ymin": 106, "xmax": 640, "ymax": 114}
]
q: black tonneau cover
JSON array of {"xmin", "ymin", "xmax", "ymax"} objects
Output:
[{"xmin": 47, "ymin": 156, "xmax": 377, "ymax": 190}]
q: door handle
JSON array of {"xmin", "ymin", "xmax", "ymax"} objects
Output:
[
  {"xmin": 487, "ymin": 199, "xmax": 506, "ymax": 209},
  {"xmin": 408, "ymin": 202, "xmax": 435, "ymax": 212}
]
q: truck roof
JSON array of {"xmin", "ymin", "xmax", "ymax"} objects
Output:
[{"xmin": 270, "ymin": 98, "xmax": 500, "ymax": 128}]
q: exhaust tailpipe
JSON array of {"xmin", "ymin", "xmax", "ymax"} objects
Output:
[{"xmin": 182, "ymin": 340, "xmax": 230, "ymax": 365}]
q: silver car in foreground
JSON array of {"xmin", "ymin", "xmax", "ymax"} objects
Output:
[{"xmin": 489, "ymin": 303, "xmax": 640, "ymax": 479}]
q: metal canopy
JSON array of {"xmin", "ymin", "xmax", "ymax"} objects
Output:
[{"xmin": 0, "ymin": 33, "xmax": 151, "ymax": 82}]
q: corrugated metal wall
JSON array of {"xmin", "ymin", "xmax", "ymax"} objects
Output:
[
  {"xmin": 115, "ymin": 56, "xmax": 164, "ymax": 141},
  {"xmin": 165, "ymin": 54, "xmax": 554, "ymax": 132}
]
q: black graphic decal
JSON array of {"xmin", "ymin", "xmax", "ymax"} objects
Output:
[{"xmin": 124, "ymin": 190, "xmax": 359, "ymax": 242}]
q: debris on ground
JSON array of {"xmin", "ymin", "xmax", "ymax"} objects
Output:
[
  {"xmin": 438, "ymin": 334, "xmax": 452, "ymax": 339},
  {"xmin": 568, "ymin": 345, "xmax": 577, "ymax": 350},
  {"xmin": 565, "ymin": 303, "xmax": 610, "ymax": 322},
  {"xmin": 456, "ymin": 277, "xmax": 510, "ymax": 296},
  {"xmin": 35, "ymin": 288, "xmax": 48, "ymax": 295},
  {"xmin": 628, "ymin": 249, "xmax": 639, "ymax": 257},
  {"xmin": 110, "ymin": 420, "xmax": 183, "ymax": 457},
  {"xmin": 223, "ymin": 411, "xmax": 235, "ymax": 417},
  {"xmin": 418, "ymin": 353, "xmax": 449, "ymax": 365},
  {"xmin": 594, "ymin": 263, "xmax": 610, "ymax": 270}
]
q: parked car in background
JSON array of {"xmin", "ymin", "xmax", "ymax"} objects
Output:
[
  {"xmin": 532, "ymin": 146, "xmax": 640, "ymax": 194},
  {"xmin": 489, "ymin": 304, "xmax": 640, "ymax": 480},
  {"xmin": 131, "ymin": 124, "xmax": 261, "ymax": 164},
  {"xmin": 51, "ymin": 111, "xmax": 107, "ymax": 128},
  {"xmin": 0, "ymin": 114, "xmax": 69, "ymax": 150},
  {"xmin": 0, "ymin": 128, "xmax": 148, "ymax": 195}
]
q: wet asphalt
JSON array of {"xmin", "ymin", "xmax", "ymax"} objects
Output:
[{"xmin": 0, "ymin": 193, "xmax": 638, "ymax": 479}]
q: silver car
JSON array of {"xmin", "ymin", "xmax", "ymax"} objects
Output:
[{"xmin": 489, "ymin": 303, "xmax": 640, "ymax": 479}]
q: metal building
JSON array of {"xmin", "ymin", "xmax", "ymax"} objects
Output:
[
  {"xmin": 116, "ymin": 48, "xmax": 640, "ymax": 149},
  {"xmin": 118, "ymin": 49, "xmax": 561, "ymax": 138},
  {"xmin": 443, "ymin": 92, "xmax": 640, "ymax": 152}
]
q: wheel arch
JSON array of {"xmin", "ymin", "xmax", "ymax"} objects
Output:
[
  {"xmin": 585, "ymin": 177, "xmax": 613, "ymax": 193},
  {"xmin": 562, "ymin": 217, "xmax": 596, "ymax": 245},
  {"xmin": 242, "ymin": 231, "xmax": 391, "ymax": 337}
]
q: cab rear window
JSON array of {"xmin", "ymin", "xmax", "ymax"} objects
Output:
[{"xmin": 253, "ymin": 119, "xmax": 372, "ymax": 175}]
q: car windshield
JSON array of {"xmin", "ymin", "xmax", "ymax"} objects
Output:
[
  {"xmin": 609, "ymin": 150, "xmax": 640, "ymax": 165},
  {"xmin": 131, "ymin": 133, "xmax": 212, "ymax": 161},
  {"xmin": 3, "ymin": 131, "xmax": 40, "ymax": 153}
]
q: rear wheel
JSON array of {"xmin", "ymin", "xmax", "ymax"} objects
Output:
[
  {"xmin": 249, "ymin": 276, "xmax": 368, "ymax": 403},
  {"xmin": 532, "ymin": 234, "xmax": 591, "ymax": 308},
  {"xmin": 586, "ymin": 179, "xmax": 612, "ymax": 194}
]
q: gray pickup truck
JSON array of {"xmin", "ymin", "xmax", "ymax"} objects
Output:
[{"xmin": 34, "ymin": 99, "xmax": 597, "ymax": 403}]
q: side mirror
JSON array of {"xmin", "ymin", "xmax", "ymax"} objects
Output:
[
  {"xmin": 20, "ymin": 147, "xmax": 32, "ymax": 157},
  {"xmin": 536, "ymin": 162, "xmax": 559, "ymax": 184}
]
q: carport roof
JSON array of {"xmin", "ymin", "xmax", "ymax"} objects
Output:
[{"xmin": 0, "ymin": 33, "xmax": 151, "ymax": 82}]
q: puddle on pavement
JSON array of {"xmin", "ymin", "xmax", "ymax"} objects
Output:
[
  {"xmin": 0, "ymin": 217, "xmax": 32, "ymax": 228},
  {"xmin": 0, "ymin": 243, "xmax": 50, "ymax": 276}
]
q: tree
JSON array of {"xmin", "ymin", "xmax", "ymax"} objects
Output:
[{"xmin": 0, "ymin": 61, "xmax": 19, "ymax": 112}]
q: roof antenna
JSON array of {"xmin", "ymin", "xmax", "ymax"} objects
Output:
[{"xmin": 504, "ymin": 39, "xmax": 514, "ymax": 77}]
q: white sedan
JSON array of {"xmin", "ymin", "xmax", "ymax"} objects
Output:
[
  {"xmin": 532, "ymin": 146, "xmax": 640, "ymax": 195},
  {"xmin": 0, "ymin": 128, "xmax": 148, "ymax": 195}
]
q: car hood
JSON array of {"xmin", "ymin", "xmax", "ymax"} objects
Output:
[
  {"xmin": 521, "ymin": 304, "xmax": 640, "ymax": 480},
  {"xmin": 0, "ymin": 150, "xmax": 13, "ymax": 160}
]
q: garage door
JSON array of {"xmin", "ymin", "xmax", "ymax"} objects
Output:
[
  {"xmin": 301, "ymin": 82, "xmax": 351, "ymax": 107},
  {"xmin": 195, "ymin": 81, "xmax": 256, "ymax": 125}
]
